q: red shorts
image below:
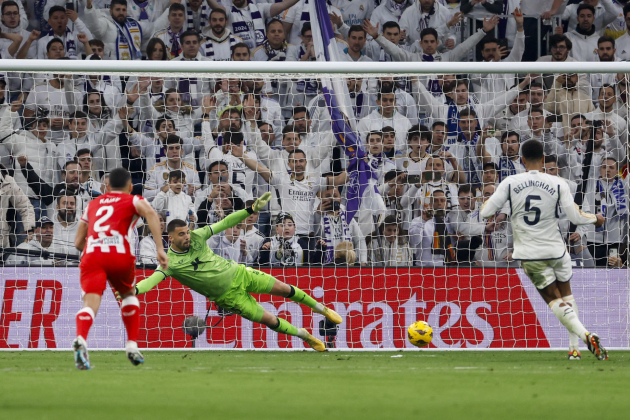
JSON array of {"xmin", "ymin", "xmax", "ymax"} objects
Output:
[{"xmin": 79, "ymin": 253, "xmax": 137, "ymax": 296}]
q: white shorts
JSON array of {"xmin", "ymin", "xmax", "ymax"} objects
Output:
[{"xmin": 520, "ymin": 253, "xmax": 573, "ymax": 290}]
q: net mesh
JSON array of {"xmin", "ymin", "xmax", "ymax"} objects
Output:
[{"xmin": 0, "ymin": 69, "xmax": 628, "ymax": 350}]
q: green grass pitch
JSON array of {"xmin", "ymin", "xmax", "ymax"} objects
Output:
[{"xmin": 1, "ymin": 350, "xmax": 628, "ymax": 420}]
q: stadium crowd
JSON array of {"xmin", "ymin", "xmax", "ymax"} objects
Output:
[{"xmin": 0, "ymin": 0, "xmax": 629, "ymax": 268}]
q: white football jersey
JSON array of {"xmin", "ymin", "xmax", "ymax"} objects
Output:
[{"xmin": 480, "ymin": 170, "xmax": 597, "ymax": 261}]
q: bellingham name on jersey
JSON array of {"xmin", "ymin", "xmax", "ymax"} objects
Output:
[{"xmin": 512, "ymin": 180, "xmax": 557, "ymax": 196}]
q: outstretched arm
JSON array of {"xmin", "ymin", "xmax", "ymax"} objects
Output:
[
  {"xmin": 196, "ymin": 193, "xmax": 272, "ymax": 240},
  {"xmin": 135, "ymin": 271, "xmax": 169, "ymax": 295}
]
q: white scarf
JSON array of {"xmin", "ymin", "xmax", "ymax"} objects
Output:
[
  {"xmin": 230, "ymin": 1, "xmax": 265, "ymax": 48},
  {"xmin": 321, "ymin": 210, "xmax": 351, "ymax": 264}
]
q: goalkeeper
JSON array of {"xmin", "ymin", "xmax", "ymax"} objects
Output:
[{"xmin": 133, "ymin": 193, "xmax": 341, "ymax": 351}]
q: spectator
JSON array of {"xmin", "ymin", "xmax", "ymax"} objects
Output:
[
  {"xmin": 519, "ymin": 0, "xmax": 564, "ymax": 62},
  {"xmin": 589, "ymin": 36, "xmax": 617, "ymax": 102},
  {"xmin": 1, "ymin": 106, "xmax": 55, "ymax": 221},
  {"xmin": 616, "ymin": 3, "xmax": 630, "ymax": 60},
  {"xmin": 23, "ymin": 73, "xmax": 83, "ymax": 144},
  {"xmin": 259, "ymin": 212, "xmax": 325, "ymax": 266},
  {"xmin": 124, "ymin": 112, "xmax": 199, "ymax": 171},
  {"xmin": 152, "ymin": 169, "xmax": 197, "ymax": 227},
  {"xmin": 479, "ymin": 131, "xmax": 525, "ymax": 182},
  {"xmin": 370, "ymin": 0, "xmax": 414, "ymax": 33},
  {"xmin": 363, "ymin": 131, "xmax": 396, "ymax": 185},
  {"xmin": 364, "ymin": 16, "xmax": 499, "ymax": 63},
  {"xmin": 181, "ymin": 0, "xmax": 211, "ymax": 33},
  {"xmin": 50, "ymin": 160, "xmax": 94, "ymax": 214},
  {"xmin": 167, "ymin": 31, "xmax": 212, "ymax": 108},
  {"xmin": 143, "ymin": 135, "xmax": 201, "ymax": 201},
  {"xmin": 230, "ymin": 41, "xmax": 250, "ymax": 60},
  {"xmin": 252, "ymin": 19, "xmax": 298, "ymax": 61},
  {"xmin": 587, "ymin": 157, "xmax": 628, "ymax": 266},
  {"xmin": 560, "ymin": 3, "xmax": 600, "ymax": 62},
  {"xmin": 313, "ymin": 184, "xmax": 367, "ymax": 266},
  {"xmin": 470, "ymin": 9, "xmax": 525, "ymax": 104},
  {"xmin": 75, "ymin": 148, "xmax": 104, "ymax": 194},
  {"xmin": 357, "ymin": 86, "xmax": 411, "ymax": 151},
  {"xmin": 1, "ymin": 0, "xmax": 27, "ymax": 30},
  {"xmin": 152, "ymin": 3, "xmax": 186, "ymax": 59},
  {"xmin": 145, "ymin": 37, "xmax": 168, "ymax": 61},
  {"xmin": 446, "ymin": 183, "xmax": 484, "ymax": 263},
  {"xmin": 57, "ymin": 111, "xmax": 115, "ymax": 174},
  {"xmin": 536, "ymin": 34, "xmax": 590, "ymax": 92},
  {"xmin": 0, "ymin": 164, "xmax": 35, "ymax": 247},
  {"xmin": 203, "ymin": 131, "xmax": 256, "ymax": 196},
  {"xmin": 409, "ymin": 189, "xmax": 453, "ymax": 266},
  {"xmin": 138, "ymin": 211, "xmax": 168, "ymax": 265},
  {"xmin": 37, "ymin": 5, "xmax": 92, "ymax": 60},
  {"xmin": 543, "ymin": 154, "xmax": 595, "ymax": 267},
  {"xmin": 84, "ymin": 0, "xmax": 167, "ymax": 60},
  {"xmin": 208, "ymin": 217, "xmax": 247, "ymax": 263},
  {"xmin": 545, "ymin": 73, "xmax": 596, "ymax": 135},
  {"xmin": 242, "ymin": 199, "xmax": 266, "ymax": 265},
  {"xmin": 519, "ymin": 107, "xmax": 569, "ymax": 173},
  {"xmin": 83, "ymin": 93, "xmax": 125, "ymax": 172},
  {"xmin": 200, "ymin": 8, "xmax": 243, "ymax": 61},
  {"xmin": 401, "ymin": 155, "xmax": 459, "ymax": 222},
  {"xmin": 1, "ymin": 1, "xmax": 34, "ymax": 60},
  {"xmin": 369, "ymin": 214, "xmax": 412, "ymax": 266},
  {"xmin": 585, "ymin": 84, "xmax": 628, "ymax": 145},
  {"xmin": 281, "ymin": 0, "xmax": 342, "ymax": 46},
  {"xmin": 469, "ymin": 184, "xmax": 514, "ymax": 267},
  {"xmin": 5, "ymin": 216, "xmax": 54, "ymax": 266},
  {"xmin": 340, "ymin": 25, "xmax": 373, "ymax": 62},
  {"xmin": 50, "ymin": 193, "xmax": 79, "ymax": 257},
  {"xmin": 237, "ymin": 147, "xmax": 347, "ymax": 237},
  {"xmin": 247, "ymin": 108, "xmax": 335, "ymax": 177},
  {"xmin": 561, "ymin": 0, "xmax": 619, "ymax": 37},
  {"xmin": 207, "ymin": 0, "xmax": 300, "ymax": 50},
  {"xmin": 331, "ymin": 0, "xmax": 374, "ymax": 27},
  {"xmin": 399, "ymin": 0, "xmax": 459, "ymax": 46}
]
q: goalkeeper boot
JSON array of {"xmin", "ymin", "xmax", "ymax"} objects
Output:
[
  {"xmin": 126, "ymin": 341, "xmax": 145, "ymax": 366},
  {"xmin": 299, "ymin": 329, "xmax": 326, "ymax": 352},
  {"xmin": 321, "ymin": 307, "xmax": 343, "ymax": 324},
  {"xmin": 568, "ymin": 349, "xmax": 581, "ymax": 360},
  {"xmin": 72, "ymin": 336, "xmax": 91, "ymax": 370},
  {"xmin": 585, "ymin": 333, "xmax": 608, "ymax": 361}
]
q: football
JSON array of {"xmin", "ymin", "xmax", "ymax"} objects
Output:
[{"xmin": 407, "ymin": 320, "xmax": 433, "ymax": 347}]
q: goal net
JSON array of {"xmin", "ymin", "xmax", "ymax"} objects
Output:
[{"xmin": 0, "ymin": 60, "xmax": 628, "ymax": 350}]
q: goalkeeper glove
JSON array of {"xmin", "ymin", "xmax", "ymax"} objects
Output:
[{"xmin": 252, "ymin": 192, "xmax": 272, "ymax": 213}]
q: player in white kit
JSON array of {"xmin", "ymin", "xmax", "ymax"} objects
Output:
[{"xmin": 480, "ymin": 140, "xmax": 608, "ymax": 361}]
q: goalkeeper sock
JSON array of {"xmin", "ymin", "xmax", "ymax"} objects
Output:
[
  {"xmin": 270, "ymin": 317, "xmax": 305, "ymax": 338},
  {"xmin": 76, "ymin": 307, "xmax": 95, "ymax": 340},
  {"xmin": 550, "ymin": 298, "xmax": 588, "ymax": 343},
  {"xmin": 563, "ymin": 295, "xmax": 581, "ymax": 350},
  {"xmin": 121, "ymin": 296, "xmax": 140, "ymax": 343},
  {"xmin": 286, "ymin": 285, "xmax": 325, "ymax": 313}
]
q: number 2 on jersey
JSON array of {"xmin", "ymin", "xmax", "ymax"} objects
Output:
[
  {"xmin": 524, "ymin": 195, "xmax": 541, "ymax": 225},
  {"xmin": 94, "ymin": 205, "xmax": 114, "ymax": 232}
]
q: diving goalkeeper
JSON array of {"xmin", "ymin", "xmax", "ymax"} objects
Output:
[{"xmin": 132, "ymin": 193, "xmax": 341, "ymax": 351}]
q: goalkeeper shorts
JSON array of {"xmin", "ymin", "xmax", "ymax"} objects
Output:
[
  {"xmin": 521, "ymin": 253, "xmax": 573, "ymax": 290},
  {"xmin": 214, "ymin": 266, "xmax": 276, "ymax": 323}
]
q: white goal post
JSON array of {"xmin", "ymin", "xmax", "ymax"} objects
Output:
[{"xmin": 0, "ymin": 60, "xmax": 628, "ymax": 351}]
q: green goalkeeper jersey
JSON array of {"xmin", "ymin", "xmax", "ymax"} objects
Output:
[{"xmin": 136, "ymin": 209, "xmax": 250, "ymax": 301}]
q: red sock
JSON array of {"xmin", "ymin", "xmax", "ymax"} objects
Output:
[
  {"xmin": 76, "ymin": 308, "xmax": 95, "ymax": 340},
  {"xmin": 121, "ymin": 296, "xmax": 140, "ymax": 343}
]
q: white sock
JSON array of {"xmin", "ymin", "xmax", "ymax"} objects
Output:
[
  {"xmin": 296, "ymin": 328, "xmax": 309, "ymax": 339},
  {"xmin": 549, "ymin": 299, "xmax": 588, "ymax": 344},
  {"xmin": 563, "ymin": 295, "xmax": 580, "ymax": 351},
  {"xmin": 312, "ymin": 303, "xmax": 326, "ymax": 314},
  {"xmin": 125, "ymin": 340, "xmax": 138, "ymax": 351}
]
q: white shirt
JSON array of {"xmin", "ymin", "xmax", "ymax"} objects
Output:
[
  {"xmin": 565, "ymin": 29, "xmax": 599, "ymax": 62},
  {"xmin": 561, "ymin": 0, "xmax": 619, "ymax": 36},
  {"xmin": 224, "ymin": 2, "xmax": 273, "ymax": 50},
  {"xmin": 51, "ymin": 218, "xmax": 80, "ymax": 256},
  {"xmin": 356, "ymin": 110, "xmax": 412, "ymax": 152},
  {"xmin": 330, "ymin": 0, "xmax": 375, "ymax": 26},
  {"xmin": 269, "ymin": 172, "xmax": 327, "ymax": 235},
  {"xmin": 480, "ymin": 170, "xmax": 598, "ymax": 260}
]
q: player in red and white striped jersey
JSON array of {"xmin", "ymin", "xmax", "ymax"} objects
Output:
[{"xmin": 73, "ymin": 168, "xmax": 168, "ymax": 370}]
